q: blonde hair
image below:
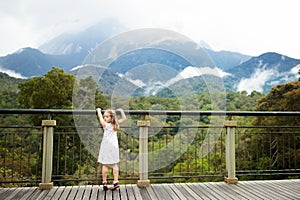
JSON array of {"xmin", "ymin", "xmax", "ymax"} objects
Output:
[{"xmin": 105, "ymin": 109, "xmax": 119, "ymax": 131}]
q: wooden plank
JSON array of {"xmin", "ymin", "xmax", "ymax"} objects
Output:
[
  {"xmin": 2, "ymin": 188, "xmax": 21, "ymax": 200},
  {"xmin": 112, "ymin": 186, "xmax": 120, "ymax": 200},
  {"xmin": 174, "ymin": 183, "xmax": 201, "ymax": 200},
  {"xmin": 137, "ymin": 186, "xmax": 151, "ymax": 200},
  {"xmin": 82, "ymin": 185, "xmax": 92, "ymax": 200},
  {"xmin": 145, "ymin": 185, "xmax": 159, "ymax": 200},
  {"xmin": 181, "ymin": 183, "xmax": 205, "ymax": 200},
  {"xmin": 20, "ymin": 187, "xmax": 39, "ymax": 200},
  {"xmin": 186, "ymin": 183, "xmax": 213, "ymax": 200},
  {"xmin": 206, "ymin": 182, "xmax": 242, "ymax": 200},
  {"xmin": 2, "ymin": 188, "xmax": 23, "ymax": 200},
  {"xmin": 125, "ymin": 184, "xmax": 136, "ymax": 200},
  {"xmin": 161, "ymin": 183, "xmax": 182, "ymax": 200},
  {"xmin": 151, "ymin": 184, "xmax": 172, "ymax": 200},
  {"xmin": 193, "ymin": 182, "xmax": 225, "ymax": 200},
  {"xmin": 243, "ymin": 181, "xmax": 288, "ymax": 200},
  {"xmin": 268, "ymin": 180, "xmax": 300, "ymax": 196},
  {"xmin": 237, "ymin": 181, "xmax": 273, "ymax": 200},
  {"xmin": 119, "ymin": 185, "xmax": 128, "ymax": 200},
  {"xmin": 202, "ymin": 182, "xmax": 233, "ymax": 200},
  {"xmin": 35, "ymin": 188, "xmax": 51, "ymax": 200},
  {"xmin": 131, "ymin": 184, "xmax": 145, "ymax": 200},
  {"xmin": 0, "ymin": 188, "xmax": 9, "ymax": 196},
  {"xmin": 66, "ymin": 186, "xmax": 79, "ymax": 200},
  {"xmin": 168, "ymin": 184, "xmax": 189, "ymax": 200},
  {"xmin": 105, "ymin": 188, "xmax": 113, "ymax": 200},
  {"xmin": 90, "ymin": 185, "xmax": 99, "ymax": 200},
  {"xmin": 43, "ymin": 187, "xmax": 59, "ymax": 200},
  {"xmin": 257, "ymin": 180, "xmax": 300, "ymax": 199},
  {"xmin": 98, "ymin": 185, "xmax": 106, "ymax": 200},
  {"xmin": 7, "ymin": 188, "xmax": 31, "ymax": 200},
  {"xmin": 75, "ymin": 185, "xmax": 86, "ymax": 199},
  {"xmin": 0, "ymin": 188, "xmax": 15, "ymax": 199},
  {"xmin": 26, "ymin": 188, "xmax": 44, "ymax": 200},
  {"xmin": 49, "ymin": 186, "xmax": 65, "ymax": 200},
  {"xmin": 58, "ymin": 186, "xmax": 72, "ymax": 200},
  {"xmin": 258, "ymin": 180, "xmax": 300, "ymax": 199},
  {"xmin": 216, "ymin": 182, "xmax": 260, "ymax": 200}
]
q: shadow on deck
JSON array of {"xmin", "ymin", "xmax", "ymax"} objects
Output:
[{"xmin": 0, "ymin": 179, "xmax": 299, "ymax": 200}]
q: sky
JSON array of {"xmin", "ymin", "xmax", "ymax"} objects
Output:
[{"xmin": 0, "ymin": 0, "xmax": 299, "ymax": 58}]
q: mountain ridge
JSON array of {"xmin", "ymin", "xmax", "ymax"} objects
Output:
[{"xmin": 0, "ymin": 19, "xmax": 299, "ymax": 95}]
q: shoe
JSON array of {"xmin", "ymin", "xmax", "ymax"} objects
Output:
[
  {"xmin": 110, "ymin": 181, "xmax": 119, "ymax": 190},
  {"xmin": 103, "ymin": 181, "xmax": 108, "ymax": 190}
]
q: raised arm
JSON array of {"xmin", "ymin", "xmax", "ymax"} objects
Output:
[
  {"xmin": 116, "ymin": 108, "xmax": 126, "ymax": 124},
  {"xmin": 96, "ymin": 108, "xmax": 106, "ymax": 127}
]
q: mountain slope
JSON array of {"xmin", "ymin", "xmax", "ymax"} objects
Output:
[
  {"xmin": 39, "ymin": 18, "xmax": 126, "ymax": 55},
  {"xmin": 204, "ymin": 48, "xmax": 251, "ymax": 70},
  {"xmin": 0, "ymin": 47, "xmax": 85, "ymax": 77},
  {"xmin": 225, "ymin": 52, "xmax": 300, "ymax": 93}
]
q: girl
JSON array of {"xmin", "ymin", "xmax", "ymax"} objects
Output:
[{"xmin": 96, "ymin": 108, "xmax": 126, "ymax": 190}]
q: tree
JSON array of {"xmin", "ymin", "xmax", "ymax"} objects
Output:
[
  {"xmin": 18, "ymin": 67, "xmax": 75, "ymax": 110},
  {"xmin": 251, "ymin": 81, "xmax": 300, "ymax": 175}
]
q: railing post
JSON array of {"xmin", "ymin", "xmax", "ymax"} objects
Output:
[
  {"xmin": 224, "ymin": 120, "xmax": 238, "ymax": 184},
  {"xmin": 39, "ymin": 120, "xmax": 56, "ymax": 190},
  {"xmin": 137, "ymin": 120, "xmax": 150, "ymax": 187}
]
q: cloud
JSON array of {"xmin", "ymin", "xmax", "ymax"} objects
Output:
[
  {"xmin": 238, "ymin": 63, "xmax": 300, "ymax": 94},
  {"xmin": 291, "ymin": 64, "xmax": 300, "ymax": 74},
  {"xmin": 166, "ymin": 66, "xmax": 230, "ymax": 86},
  {"xmin": 0, "ymin": 66, "xmax": 26, "ymax": 79},
  {"xmin": 0, "ymin": 0, "xmax": 299, "ymax": 58},
  {"xmin": 237, "ymin": 67, "xmax": 275, "ymax": 93}
]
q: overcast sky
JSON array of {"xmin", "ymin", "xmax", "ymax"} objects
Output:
[{"xmin": 0, "ymin": 0, "xmax": 299, "ymax": 58}]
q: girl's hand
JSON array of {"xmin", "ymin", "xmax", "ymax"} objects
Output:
[
  {"xmin": 96, "ymin": 108, "xmax": 101, "ymax": 113},
  {"xmin": 116, "ymin": 108, "xmax": 126, "ymax": 123}
]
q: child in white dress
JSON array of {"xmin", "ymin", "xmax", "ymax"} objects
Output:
[{"xmin": 96, "ymin": 108, "xmax": 126, "ymax": 190}]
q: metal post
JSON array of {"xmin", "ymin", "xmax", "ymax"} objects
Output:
[
  {"xmin": 224, "ymin": 121, "xmax": 238, "ymax": 184},
  {"xmin": 137, "ymin": 120, "xmax": 150, "ymax": 187},
  {"xmin": 39, "ymin": 120, "xmax": 56, "ymax": 190}
]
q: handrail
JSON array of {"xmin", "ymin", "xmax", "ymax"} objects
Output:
[{"xmin": 1, "ymin": 109, "xmax": 300, "ymax": 116}]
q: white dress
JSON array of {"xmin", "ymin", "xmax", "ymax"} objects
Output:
[{"xmin": 98, "ymin": 122, "xmax": 120, "ymax": 164}]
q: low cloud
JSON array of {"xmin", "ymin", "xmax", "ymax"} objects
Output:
[
  {"xmin": 238, "ymin": 64, "xmax": 300, "ymax": 94},
  {"xmin": 0, "ymin": 66, "xmax": 26, "ymax": 79},
  {"xmin": 166, "ymin": 66, "xmax": 230, "ymax": 86},
  {"xmin": 237, "ymin": 67, "xmax": 275, "ymax": 93}
]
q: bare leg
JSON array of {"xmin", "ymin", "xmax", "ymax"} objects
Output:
[
  {"xmin": 112, "ymin": 164, "xmax": 119, "ymax": 182},
  {"xmin": 102, "ymin": 164, "xmax": 108, "ymax": 182}
]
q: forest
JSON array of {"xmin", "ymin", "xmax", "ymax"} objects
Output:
[{"xmin": 0, "ymin": 67, "xmax": 299, "ymax": 186}]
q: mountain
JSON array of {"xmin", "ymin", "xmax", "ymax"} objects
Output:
[
  {"xmin": 1, "ymin": 19, "xmax": 299, "ymax": 95},
  {"xmin": 225, "ymin": 52, "xmax": 300, "ymax": 93},
  {"xmin": 69, "ymin": 64, "xmax": 138, "ymax": 97},
  {"xmin": 0, "ymin": 47, "xmax": 85, "ymax": 77},
  {"xmin": 39, "ymin": 18, "xmax": 126, "ymax": 55},
  {"xmin": 204, "ymin": 48, "xmax": 251, "ymax": 71}
]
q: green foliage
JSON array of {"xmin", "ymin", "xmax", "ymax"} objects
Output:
[
  {"xmin": 237, "ymin": 81, "xmax": 300, "ymax": 178},
  {"xmin": 1, "ymin": 66, "xmax": 299, "ymax": 185},
  {"xmin": 18, "ymin": 67, "xmax": 75, "ymax": 109},
  {"xmin": 0, "ymin": 72, "xmax": 24, "ymax": 108}
]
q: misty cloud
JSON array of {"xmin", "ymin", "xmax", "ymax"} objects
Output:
[
  {"xmin": 237, "ymin": 67, "xmax": 275, "ymax": 93},
  {"xmin": 0, "ymin": 66, "xmax": 26, "ymax": 79},
  {"xmin": 166, "ymin": 66, "xmax": 230, "ymax": 86}
]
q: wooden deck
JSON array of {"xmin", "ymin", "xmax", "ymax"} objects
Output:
[{"xmin": 0, "ymin": 179, "xmax": 299, "ymax": 200}]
